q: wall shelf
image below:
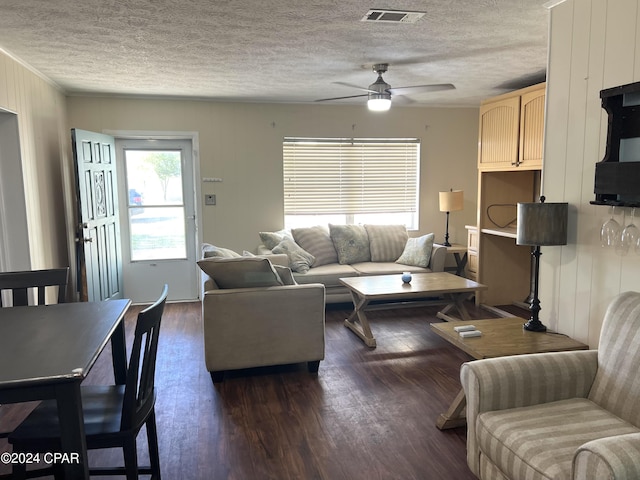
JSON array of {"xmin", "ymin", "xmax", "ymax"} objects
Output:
[
  {"xmin": 480, "ymin": 227, "xmax": 518, "ymax": 239},
  {"xmin": 592, "ymin": 80, "xmax": 640, "ymax": 207}
]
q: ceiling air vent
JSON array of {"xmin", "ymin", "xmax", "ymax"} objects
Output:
[{"xmin": 361, "ymin": 9, "xmax": 426, "ymax": 24}]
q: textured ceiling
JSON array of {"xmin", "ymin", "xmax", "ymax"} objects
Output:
[{"xmin": 0, "ymin": 0, "xmax": 549, "ymax": 107}]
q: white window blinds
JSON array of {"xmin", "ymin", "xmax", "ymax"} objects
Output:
[{"xmin": 283, "ymin": 138, "xmax": 420, "ymax": 215}]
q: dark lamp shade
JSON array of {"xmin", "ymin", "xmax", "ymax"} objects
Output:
[{"xmin": 516, "ymin": 202, "xmax": 568, "ymax": 246}]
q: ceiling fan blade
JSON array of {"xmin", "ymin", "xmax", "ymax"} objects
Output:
[
  {"xmin": 388, "ymin": 83, "xmax": 456, "ymax": 95},
  {"xmin": 332, "ymin": 81, "xmax": 378, "ymax": 94},
  {"xmin": 392, "ymin": 95, "xmax": 416, "ymax": 105},
  {"xmin": 315, "ymin": 93, "xmax": 368, "ymax": 102}
]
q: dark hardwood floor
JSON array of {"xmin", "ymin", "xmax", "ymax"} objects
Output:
[{"xmin": 0, "ymin": 300, "xmax": 523, "ymax": 479}]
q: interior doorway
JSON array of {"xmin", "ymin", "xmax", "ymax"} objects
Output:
[
  {"xmin": 0, "ymin": 109, "xmax": 30, "ymax": 273},
  {"xmin": 115, "ymin": 136, "xmax": 200, "ymax": 303}
]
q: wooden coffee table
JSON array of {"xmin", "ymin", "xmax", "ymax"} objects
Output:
[
  {"xmin": 430, "ymin": 317, "xmax": 589, "ymax": 429},
  {"xmin": 339, "ymin": 272, "xmax": 487, "ymax": 347}
]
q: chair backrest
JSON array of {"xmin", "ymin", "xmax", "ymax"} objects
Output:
[
  {"xmin": 588, "ymin": 291, "xmax": 640, "ymax": 427},
  {"xmin": 0, "ymin": 267, "xmax": 69, "ymax": 307},
  {"xmin": 121, "ymin": 284, "xmax": 168, "ymax": 430}
]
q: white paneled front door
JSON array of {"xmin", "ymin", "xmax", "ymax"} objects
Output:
[{"xmin": 116, "ymin": 138, "xmax": 198, "ymax": 303}]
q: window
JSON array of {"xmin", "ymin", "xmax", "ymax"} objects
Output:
[{"xmin": 283, "ymin": 137, "xmax": 420, "ymax": 229}]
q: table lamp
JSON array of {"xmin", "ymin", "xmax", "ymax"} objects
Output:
[
  {"xmin": 439, "ymin": 189, "xmax": 464, "ymax": 246},
  {"xmin": 516, "ymin": 196, "xmax": 568, "ymax": 332}
]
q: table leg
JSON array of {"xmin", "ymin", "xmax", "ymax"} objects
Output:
[
  {"xmin": 56, "ymin": 381, "xmax": 90, "ymax": 478},
  {"xmin": 436, "ymin": 292, "xmax": 473, "ymax": 322},
  {"xmin": 344, "ymin": 293, "xmax": 376, "ymax": 347},
  {"xmin": 436, "ymin": 389, "xmax": 467, "ymax": 430},
  {"xmin": 110, "ymin": 318, "xmax": 127, "ymax": 385},
  {"xmin": 453, "ymin": 252, "xmax": 468, "ymax": 276}
]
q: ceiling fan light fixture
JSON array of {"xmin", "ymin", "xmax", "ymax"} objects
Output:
[{"xmin": 367, "ymin": 93, "xmax": 391, "ymax": 112}]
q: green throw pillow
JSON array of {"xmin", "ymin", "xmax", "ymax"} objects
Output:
[
  {"xmin": 258, "ymin": 229, "xmax": 292, "ymax": 250},
  {"xmin": 396, "ymin": 233, "xmax": 434, "ymax": 268},
  {"xmin": 272, "ymin": 238, "xmax": 315, "ymax": 273},
  {"xmin": 329, "ymin": 224, "xmax": 371, "ymax": 264}
]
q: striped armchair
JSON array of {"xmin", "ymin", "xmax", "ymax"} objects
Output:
[{"xmin": 461, "ymin": 291, "xmax": 640, "ymax": 480}]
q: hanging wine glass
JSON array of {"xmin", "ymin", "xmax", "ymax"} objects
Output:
[
  {"xmin": 615, "ymin": 208, "xmax": 629, "ymax": 255},
  {"xmin": 601, "ymin": 206, "xmax": 621, "ymax": 248},
  {"xmin": 620, "ymin": 208, "xmax": 639, "ymax": 256}
]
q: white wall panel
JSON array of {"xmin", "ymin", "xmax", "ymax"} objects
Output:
[
  {"xmin": 545, "ymin": 0, "xmax": 640, "ymax": 347},
  {"xmin": 0, "ymin": 50, "xmax": 69, "ymax": 276}
]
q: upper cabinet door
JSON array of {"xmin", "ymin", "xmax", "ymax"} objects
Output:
[
  {"xmin": 477, "ymin": 83, "xmax": 546, "ymax": 172},
  {"xmin": 518, "ymin": 87, "xmax": 545, "ymax": 169},
  {"xmin": 478, "ymin": 96, "xmax": 520, "ymax": 170}
]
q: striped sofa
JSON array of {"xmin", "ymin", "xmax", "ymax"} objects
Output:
[{"xmin": 461, "ymin": 291, "xmax": 640, "ymax": 480}]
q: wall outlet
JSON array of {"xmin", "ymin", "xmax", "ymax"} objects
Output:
[{"xmin": 205, "ymin": 194, "xmax": 216, "ymax": 205}]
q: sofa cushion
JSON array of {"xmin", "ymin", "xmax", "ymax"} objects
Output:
[
  {"xmin": 202, "ymin": 243, "xmax": 241, "ymax": 259},
  {"xmin": 351, "ymin": 262, "xmax": 430, "ymax": 276},
  {"xmin": 329, "ymin": 224, "xmax": 371, "ymax": 264},
  {"xmin": 197, "ymin": 257, "xmax": 284, "ymax": 289},
  {"xmin": 292, "ymin": 225, "xmax": 338, "ymax": 267},
  {"xmin": 396, "ymin": 233, "xmax": 434, "ymax": 268},
  {"xmin": 364, "ymin": 225, "xmax": 408, "ymax": 262},
  {"xmin": 293, "ymin": 263, "xmax": 358, "ymax": 287},
  {"xmin": 272, "ymin": 238, "xmax": 315, "ymax": 273},
  {"xmin": 477, "ymin": 398, "xmax": 640, "ymax": 480},
  {"xmin": 258, "ymin": 229, "xmax": 292, "ymax": 250}
]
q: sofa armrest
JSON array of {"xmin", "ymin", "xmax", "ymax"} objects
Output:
[
  {"xmin": 461, "ymin": 350, "xmax": 598, "ymax": 476},
  {"xmin": 202, "ymin": 283, "xmax": 326, "ymax": 372},
  {"xmin": 429, "ymin": 243, "xmax": 446, "ymax": 272},
  {"xmin": 573, "ymin": 433, "xmax": 640, "ymax": 479}
]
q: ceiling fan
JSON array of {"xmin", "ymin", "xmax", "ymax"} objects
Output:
[{"xmin": 315, "ymin": 63, "xmax": 455, "ymax": 111}]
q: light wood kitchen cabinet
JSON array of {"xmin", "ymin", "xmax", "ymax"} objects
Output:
[
  {"xmin": 466, "ymin": 225, "xmax": 478, "ymax": 282},
  {"xmin": 478, "ymin": 83, "xmax": 545, "ymax": 171},
  {"xmin": 473, "ymin": 83, "xmax": 545, "ymax": 307}
]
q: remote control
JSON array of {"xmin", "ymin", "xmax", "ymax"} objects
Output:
[
  {"xmin": 459, "ymin": 330, "xmax": 482, "ymax": 338},
  {"xmin": 454, "ymin": 325, "xmax": 476, "ymax": 332}
]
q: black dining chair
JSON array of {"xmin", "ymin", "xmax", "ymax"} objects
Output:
[
  {"xmin": 0, "ymin": 267, "xmax": 69, "ymax": 307},
  {"xmin": 0, "ymin": 267, "xmax": 71, "ymax": 441},
  {"xmin": 8, "ymin": 284, "xmax": 168, "ymax": 480}
]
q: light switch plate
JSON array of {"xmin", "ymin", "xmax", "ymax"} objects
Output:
[{"xmin": 205, "ymin": 194, "xmax": 216, "ymax": 205}]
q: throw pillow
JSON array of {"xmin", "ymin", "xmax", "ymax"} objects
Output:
[
  {"xmin": 329, "ymin": 224, "xmax": 371, "ymax": 264},
  {"xmin": 273, "ymin": 265, "xmax": 297, "ymax": 285},
  {"xmin": 201, "ymin": 243, "xmax": 241, "ymax": 259},
  {"xmin": 364, "ymin": 224, "xmax": 409, "ymax": 262},
  {"xmin": 291, "ymin": 225, "xmax": 338, "ymax": 266},
  {"xmin": 396, "ymin": 233, "xmax": 435, "ymax": 268},
  {"xmin": 272, "ymin": 238, "xmax": 315, "ymax": 273},
  {"xmin": 197, "ymin": 257, "xmax": 284, "ymax": 289},
  {"xmin": 258, "ymin": 229, "xmax": 292, "ymax": 250}
]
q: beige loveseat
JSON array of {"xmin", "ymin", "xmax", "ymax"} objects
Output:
[
  {"xmin": 256, "ymin": 224, "xmax": 446, "ymax": 304},
  {"xmin": 461, "ymin": 291, "xmax": 640, "ymax": 480},
  {"xmin": 198, "ymin": 252, "xmax": 325, "ymax": 383}
]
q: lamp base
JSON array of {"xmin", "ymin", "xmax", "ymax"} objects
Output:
[
  {"xmin": 523, "ymin": 318, "xmax": 547, "ymax": 332},
  {"xmin": 442, "ymin": 240, "xmax": 451, "ymax": 247}
]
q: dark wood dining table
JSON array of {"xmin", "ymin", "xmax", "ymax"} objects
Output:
[{"xmin": 0, "ymin": 299, "xmax": 131, "ymax": 479}]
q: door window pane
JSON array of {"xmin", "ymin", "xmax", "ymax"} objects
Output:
[{"xmin": 124, "ymin": 149, "xmax": 187, "ymax": 261}]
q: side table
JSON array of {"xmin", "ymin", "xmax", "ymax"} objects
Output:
[
  {"xmin": 436, "ymin": 243, "xmax": 468, "ymax": 276},
  {"xmin": 430, "ymin": 317, "xmax": 588, "ymax": 429}
]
